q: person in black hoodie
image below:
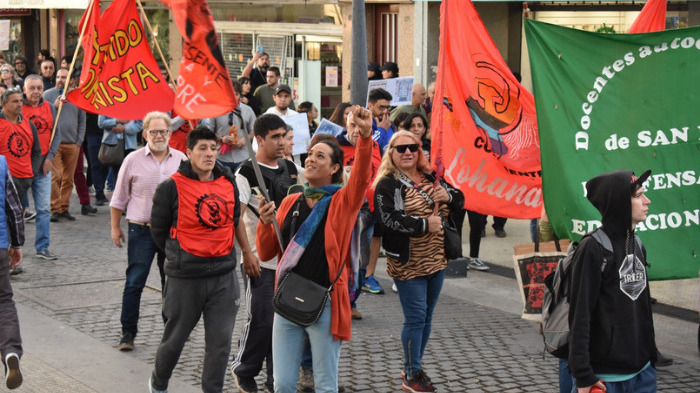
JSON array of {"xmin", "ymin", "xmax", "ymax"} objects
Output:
[{"xmin": 568, "ymin": 169, "xmax": 657, "ymax": 393}]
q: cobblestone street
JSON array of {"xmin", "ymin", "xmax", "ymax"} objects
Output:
[{"xmin": 10, "ymin": 199, "xmax": 700, "ymax": 392}]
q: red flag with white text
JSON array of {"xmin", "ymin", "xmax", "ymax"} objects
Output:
[
  {"xmin": 432, "ymin": 0, "xmax": 542, "ymax": 218},
  {"xmin": 628, "ymin": 0, "xmax": 667, "ymax": 33},
  {"xmin": 66, "ymin": 0, "xmax": 174, "ymax": 119},
  {"xmin": 159, "ymin": 0, "xmax": 237, "ymax": 119}
]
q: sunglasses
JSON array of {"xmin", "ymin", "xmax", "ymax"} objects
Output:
[{"xmin": 394, "ymin": 144, "xmax": 419, "ymax": 153}]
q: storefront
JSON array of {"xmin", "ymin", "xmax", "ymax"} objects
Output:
[{"xmin": 211, "ymin": 2, "xmax": 343, "ymax": 118}]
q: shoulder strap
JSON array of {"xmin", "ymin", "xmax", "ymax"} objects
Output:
[{"xmin": 591, "ymin": 228, "xmax": 613, "ymax": 253}]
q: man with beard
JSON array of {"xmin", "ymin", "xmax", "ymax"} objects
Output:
[
  {"xmin": 264, "ymin": 84, "xmax": 297, "ymax": 121},
  {"xmin": 22, "ymin": 74, "xmax": 59, "ymax": 260},
  {"xmin": 43, "ymin": 68, "xmax": 85, "ymax": 221},
  {"xmin": 110, "ymin": 111, "xmax": 186, "ymax": 352},
  {"xmin": 12, "ymin": 57, "xmax": 34, "ymax": 85},
  {"xmin": 255, "ymin": 67, "xmax": 295, "ymax": 114},
  {"xmin": 242, "ymin": 51, "xmax": 270, "ymax": 93}
]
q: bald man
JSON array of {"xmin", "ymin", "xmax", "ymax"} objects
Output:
[{"xmin": 389, "ymin": 83, "xmax": 427, "ymax": 123}]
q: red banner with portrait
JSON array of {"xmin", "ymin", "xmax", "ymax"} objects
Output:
[
  {"xmin": 66, "ymin": 0, "xmax": 174, "ymax": 120},
  {"xmin": 159, "ymin": 0, "xmax": 237, "ymax": 119},
  {"xmin": 432, "ymin": 0, "xmax": 542, "ymax": 218}
]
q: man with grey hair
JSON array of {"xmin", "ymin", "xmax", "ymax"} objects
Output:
[
  {"xmin": 44, "ymin": 68, "xmax": 86, "ymax": 221},
  {"xmin": 110, "ymin": 111, "xmax": 186, "ymax": 351},
  {"xmin": 22, "ymin": 74, "xmax": 59, "ymax": 260}
]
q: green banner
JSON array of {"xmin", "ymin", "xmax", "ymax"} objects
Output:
[{"xmin": 525, "ymin": 20, "xmax": 700, "ymax": 280}]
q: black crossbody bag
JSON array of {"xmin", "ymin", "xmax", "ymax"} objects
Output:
[{"xmin": 272, "ymin": 196, "xmax": 345, "ymax": 327}]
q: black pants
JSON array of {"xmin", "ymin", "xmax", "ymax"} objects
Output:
[
  {"xmin": 231, "ymin": 268, "xmax": 275, "ymax": 385},
  {"xmin": 466, "ymin": 210, "xmax": 486, "ymax": 258},
  {"xmin": 151, "ymin": 270, "xmax": 240, "ymax": 393},
  {"xmin": 0, "ymin": 249, "xmax": 22, "ymax": 360},
  {"xmin": 491, "ymin": 216, "xmax": 507, "ymax": 231}
]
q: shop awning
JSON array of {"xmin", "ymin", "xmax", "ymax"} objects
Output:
[{"xmin": 4, "ymin": 0, "xmax": 88, "ymax": 9}]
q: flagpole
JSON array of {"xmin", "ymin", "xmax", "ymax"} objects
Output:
[
  {"xmin": 49, "ymin": 0, "xmax": 98, "ymax": 147},
  {"xmin": 136, "ymin": 0, "xmax": 194, "ymax": 129}
]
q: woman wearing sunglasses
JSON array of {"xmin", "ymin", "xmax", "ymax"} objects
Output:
[
  {"xmin": 0, "ymin": 64, "xmax": 22, "ymax": 89},
  {"xmin": 373, "ymin": 131, "xmax": 464, "ymax": 393}
]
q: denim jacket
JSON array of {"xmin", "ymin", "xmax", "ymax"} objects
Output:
[{"xmin": 98, "ymin": 115, "xmax": 143, "ymax": 151}]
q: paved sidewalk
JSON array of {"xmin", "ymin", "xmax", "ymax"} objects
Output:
[{"xmin": 8, "ymin": 195, "xmax": 700, "ymax": 392}]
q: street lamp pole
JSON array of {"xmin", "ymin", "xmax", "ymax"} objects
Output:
[{"xmin": 350, "ymin": 0, "xmax": 368, "ymax": 106}]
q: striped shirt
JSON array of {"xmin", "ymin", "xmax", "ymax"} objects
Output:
[
  {"xmin": 387, "ymin": 177, "xmax": 448, "ymax": 281},
  {"xmin": 6, "ymin": 172, "xmax": 24, "ymax": 248},
  {"xmin": 110, "ymin": 145, "xmax": 186, "ymax": 223}
]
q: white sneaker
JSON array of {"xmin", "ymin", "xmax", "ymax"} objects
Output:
[
  {"xmin": 5, "ymin": 353, "xmax": 22, "ymax": 389},
  {"xmin": 149, "ymin": 376, "xmax": 168, "ymax": 393},
  {"xmin": 467, "ymin": 257, "xmax": 490, "ymax": 271}
]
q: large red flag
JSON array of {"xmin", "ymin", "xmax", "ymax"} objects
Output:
[
  {"xmin": 66, "ymin": 0, "xmax": 174, "ymax": 119},
  {"xmin": 432, "ymin": 0, "xmax": 541, "ymax": 218},
  {"xmin": 628, "ymin": 0, "xmax": 667, "ymax": 33},
  {"xmin": 159, "ymin": 0, "xmax": 237, "ymax": 119}
]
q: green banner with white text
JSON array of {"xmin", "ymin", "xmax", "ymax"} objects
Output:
[{"xmin": 525, "ymin": 20, "xmax": 700, "ymax": 280}]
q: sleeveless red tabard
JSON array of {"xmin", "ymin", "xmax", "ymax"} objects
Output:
[
  {"xmin": 22, "ymin": 102, "xmax": 53, "ymax": 156},
  {"xmin": 0, "ymin": 118, "xmax": 35, "ymax": 178},
  {"xmin": 171, "ymin": 172, "xmax": 236, "ymax": 258}
]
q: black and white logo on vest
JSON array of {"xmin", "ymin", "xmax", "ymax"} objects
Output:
[{"xmin": 618, "ymin": 254, "xmax": 647, "ymax": 301}]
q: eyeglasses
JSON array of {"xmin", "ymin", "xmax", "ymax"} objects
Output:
[
  {"xmin": 377, "ymin": 105, "xmax": 391, "ymax": 111},
  {"xmin": 393, "ymin": 144, "xmax": 419, "ymax": 153},
  {"xmin": 0, "ymin": 69, "xmax": 8, "ymax": 73},
  {"xmin": 148, "ymin": 129, "xmax": 170, "ymax": 136}
]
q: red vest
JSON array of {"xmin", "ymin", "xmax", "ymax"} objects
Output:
[
  {"xmin": 0, "ymin": 118, "xmax": 35, "ymax": 178},
  {"xmin": 22, "ymin": 102, "xmax": 53, "ymax": 156},
  {"xmin": 171, "ymin": 172, "xmax": 236, "ymax": 258}
]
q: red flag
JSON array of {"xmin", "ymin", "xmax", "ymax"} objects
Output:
[
  {"xmin": 159, "ymin": 0, "xmax": 237, "ymax": 119},
  {"xmin": 432, "ymin": 0, "xmax": 541, "ymax": 219},
  {"xmin": 66, "ymin": 0, "xmax": 174, "ymax": 119},
  {"xmin": 628, "ymin": 0, "xmax": 667, "ymax": 33}
]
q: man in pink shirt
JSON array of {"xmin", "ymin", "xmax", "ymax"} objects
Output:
[{"xmin": 109, "ymin": 111, "xmax": 186, "ymax": 351}]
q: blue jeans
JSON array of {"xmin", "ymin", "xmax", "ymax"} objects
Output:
[
  {"xmin": 394, "ymin": 270, "xmax": 445, "ymax": 378},
  {"xmin": 120, "ymin": 223, "xmax": 165, "ymax": 336},
  {"xmin": 571, "ymin": 364, "xmax": 656, "ymax": 393},
  {"xmin": 272, "ymin": 301, "xmax": 341, "ymax": 393},
  {"xmin": 31, "ymin": 171, "xmax": 52, "ymax": 252},
  {"xmin": 217, "ymin": 160, "xmax": 241, "ymax": 173},
  {"xmin": 85, "ymin": 134, "xmax": 106, "ymax": 199},
  {"xmin": 559, "ymin": 359, "xmax": 573, "ymax": 393}
]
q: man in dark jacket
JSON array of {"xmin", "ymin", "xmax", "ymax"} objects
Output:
[
  {"xmin": 148, "ymin": 126, "xmax": 257, "ymax": 393},
  {"xmin": 568, "ymin": 169, "xmax": 657, "ymax": 393}
]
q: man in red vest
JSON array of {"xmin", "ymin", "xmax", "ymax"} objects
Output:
[
  {"xmin": 148, "ymin": 126, "xmax": 257, "ymax": 393},
  {"xmin": 0, "ymin": 89, "xmax": 41, "ymax": 275},
  {"xmin": 22, "ymin": 75, "xmax": 60, "ymax": 260}
]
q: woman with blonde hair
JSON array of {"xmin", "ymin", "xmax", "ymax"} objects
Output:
[
  {"xmin": 0, "ymin": 64, "xmax": 22, "ymax": 88},
  {"xmin": 373, "ymin": 130, "xmax": 464, "ymax": 393}
]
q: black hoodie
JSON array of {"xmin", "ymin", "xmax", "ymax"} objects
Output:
[{"xmin": 568, "ymin": 169, "xmax": 657, "ymax": 387}]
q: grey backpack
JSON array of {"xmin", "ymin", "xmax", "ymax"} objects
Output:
[{"xmin": 541, "ymin": 228, "xmax": 614, "ymax": 359}]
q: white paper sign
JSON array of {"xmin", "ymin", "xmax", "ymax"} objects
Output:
[
  {"xmin": 314, "ymin": 118, "xmax": 344, "ymax": 137},
  {"xmin": 366, "ymin": 76, "xmax": 414, "ymax": 107},
  {"xmin": 284, "ymin": 113, "xmax": 311, "ymax": 156},
  {"xmin": 0, "ymin": 21, "xmax": 10, "ymax": 51}
]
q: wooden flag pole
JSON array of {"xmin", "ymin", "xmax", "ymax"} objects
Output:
[
  {"xmin": 49, "ymin": 0, "xmax": 97, "ymax": 147},
  {"xmin": 136, "ymin": 0, "xmax": 194, "ymax": 129}
]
